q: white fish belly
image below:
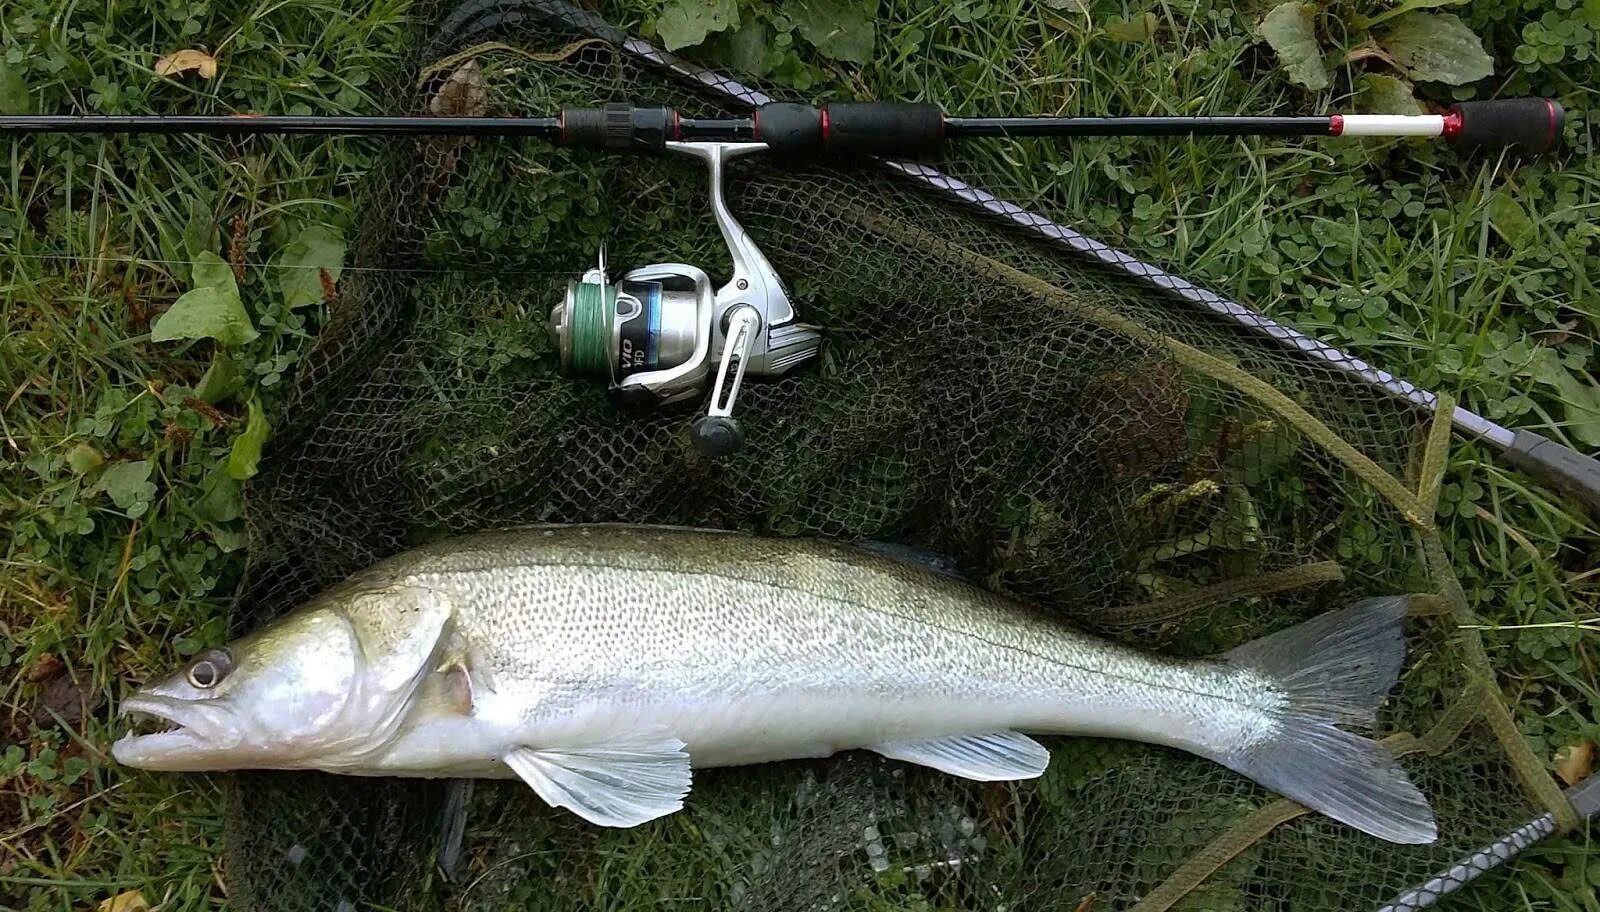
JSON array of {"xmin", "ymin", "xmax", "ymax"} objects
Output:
[
  {"xmin": 609, "ymin": 662, "xmax": 1269, "ymax": 770},
  {"xmin": 655, "ymin": 691, "xmax": 1066, "ymax": 768}
]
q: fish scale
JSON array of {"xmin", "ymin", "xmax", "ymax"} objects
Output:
[
  {"xmin": 113, "ymin": 524, "xmax": 1437, "ymax": 843},
  {"xmin": 376, "ymin": 528, "xmax": 1258, "ymax": 752}
]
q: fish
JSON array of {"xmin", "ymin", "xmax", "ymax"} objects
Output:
[{"xmin": 112, "ymin": 524, "xmax": 1437, "ymax": 843}]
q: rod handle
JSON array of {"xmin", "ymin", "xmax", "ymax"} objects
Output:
[
  {"xmin": 1501, "ymin": 429, "xmax": 1600, "ymax": 517},
  {"xmin": 559, "ymin": 104, "xmax": 676, "ymax": 150},
  {"xmin": 1447, "ymin": 98, "xmax": 1564, "ymax": 152},
  {"xmin": 756, "ymin": 102, "xmax": 944, "ymax": 156}
]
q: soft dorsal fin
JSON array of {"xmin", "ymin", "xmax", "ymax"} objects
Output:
[
  {"xmin": 504, "ymin": 734, "xmax": 692, "ymax": 828},
  {"xmin": 870, "ymin": 731, "xmax": 1050, "ymax": 780},
  {"xmin": 856, "ymin": 540, "xmax": 969, "ymax": 581}
]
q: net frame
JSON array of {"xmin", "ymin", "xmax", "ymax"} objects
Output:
[{"xmin": 211, "ymin": 3, "xmax": 1582, "ymax": 911}]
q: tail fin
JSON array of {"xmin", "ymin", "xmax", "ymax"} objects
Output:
[{"xmin": 1220, "ymin": 597, "xmax": 1438, "ymax": 844}]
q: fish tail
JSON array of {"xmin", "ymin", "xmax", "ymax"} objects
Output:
[{"xmin": 1219, "ymin": 596, "xmax": 1438, "ymax": 844}]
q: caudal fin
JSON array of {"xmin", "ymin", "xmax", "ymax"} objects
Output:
[{"xmin": 1221, "ymin": 597, "xmax": 1438, "ymax": 844}]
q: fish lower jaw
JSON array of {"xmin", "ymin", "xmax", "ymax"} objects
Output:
[
  {"xmin": 111, "ymin": 729, "xmax": 210, "ymax": 768},
  {"xmin": 112, "ymin": 699, "xmax": 244, "ymax": 768}
]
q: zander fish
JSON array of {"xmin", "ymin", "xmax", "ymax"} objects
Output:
[{"xmin": 113, "ymin": 525, "xmax": 1437, "ymax": 843}]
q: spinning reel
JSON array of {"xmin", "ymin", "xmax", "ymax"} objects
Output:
[{"xmin": 548, "ymin": 142, "xmax": 821, "ymax": 457}]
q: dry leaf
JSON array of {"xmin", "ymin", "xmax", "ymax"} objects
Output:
[
  {"xmin": 1555, "ymin": 741, "xmax": 1595, "ymax": 787},
  {"xmin": 423, "ymin": 59, "xmax": 486, "ymax": 199},
  {"xmin": 183, "ymin": 397, "xmax": 232, "ymax": 428},
  {"xmin": 429, "ymin": 58, "xmax": 487, "ymax": 117},
  {"xmin": 1346, "ymin": 42, "xmax": 1400, "ymax": 69},
  {"xmin": 24, "ymin": 652, "xmax": 63, "ymax": 683},
  {"xmin": 212, "ymin": 854, "xmax": 229, "ymax": 898},
  {"xmin": 155, "ymin": 49, "xmax": 218, "ymax": 79},
  {"xmin": 1535, "ymin": 317, "xmax": 1580, "ymax": 348},
  {"xmin": 318, "ymin": 267, "xmax": 339, "ymax": 308},
  {"xmin": 1073, "ymin": 894, "xmax": 1098, "ymax": 912},
  {"xmin": 33, "ymin": 665, "xmax": 103, "ymax": 727},
  {"xmin": 228, "ymin": 215, "xmax": 248, "ymax": 285},
  {"xmin": 981, "ymin": 781, "xmax": 1015, "ymax": 830},
  {"xmin": 98, "ymin": 890, "xmax": 150, "ymax": 912}
]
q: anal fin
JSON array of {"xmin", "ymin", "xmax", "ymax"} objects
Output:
[
  {"xmin": 504, "ymin": 734, "xmax": 692, "ymax": 828},
  {"xmin": 870, "ymin": 731, "xmax": 1050, "ymax": 781}
]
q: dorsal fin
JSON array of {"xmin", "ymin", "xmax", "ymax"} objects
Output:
[{"xmin": 856, "ymin": 540, "xmax": 969, "ymax": 581}]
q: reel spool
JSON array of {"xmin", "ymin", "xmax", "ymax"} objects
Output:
[{"xmin": 549, "ymin": 142, "xmax": 821, "ymax": 457}]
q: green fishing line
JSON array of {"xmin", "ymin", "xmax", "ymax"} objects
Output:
[{"xmin": 568, "ymin": 280, "xmax": 615, "ymax": 378}]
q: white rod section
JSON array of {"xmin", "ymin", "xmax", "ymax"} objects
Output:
[{"xmin": 1337, "ymin": 114, "xmax": 1446, "ymax": 137}]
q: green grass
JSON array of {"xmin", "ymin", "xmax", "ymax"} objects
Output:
[{"xmin": 2, "ymin": 0, "xmax": 1598, "ymax": 909}]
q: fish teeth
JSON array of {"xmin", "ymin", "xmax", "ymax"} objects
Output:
[{"xmin": 128, "ymin": 711, "xmax": 182, "ymax": 736}]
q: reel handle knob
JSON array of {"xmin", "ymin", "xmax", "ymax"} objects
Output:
[
  {"xmin": 689, "ymin": 304, "xmax": 762, "ymax": 458},
  {"xmin": 690, "ymin": 415, "xmax": 745, "ymax": 458}
]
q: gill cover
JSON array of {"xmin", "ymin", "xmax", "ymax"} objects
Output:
[
  {"xmin": 308, "ymin": 585, "xmax": 457, "ymax": 763},
  {"xmin": 342, "ymin": 586, "xmax": 456, "ymax": 694}
]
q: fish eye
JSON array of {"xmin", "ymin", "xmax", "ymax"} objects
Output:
[{"xmin": 186, "ymin": 648, "xmax": 233, "ymax": 689}]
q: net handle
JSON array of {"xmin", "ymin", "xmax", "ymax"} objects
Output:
[{"xmin": 1377, "ymin": 772, "xmax": 1600, "ymax": 911}]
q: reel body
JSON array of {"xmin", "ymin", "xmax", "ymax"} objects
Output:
[{"xmin": 549, "ymin": 142, "xmax": 820, "ymax": 455}]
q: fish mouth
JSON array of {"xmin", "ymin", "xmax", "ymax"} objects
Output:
[{"xmin": 112, "ymin": 695, "xmax": 239, "ymax": 768}]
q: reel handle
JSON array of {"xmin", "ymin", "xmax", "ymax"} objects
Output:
[{"xmin": 691, "ymin": 305, "xmax": 761, "ymax": 457}]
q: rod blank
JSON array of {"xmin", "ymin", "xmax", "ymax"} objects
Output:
[
  {"xmin": 0, "ymin": 97, "xmax": 1563, "ymax": 155},
  {"xmin": 0, "ymin": 113, "xmax": 562, "ymax": 137},
  {"xmin": 944, "ymin": 114, "xmax": 1333, "ymax": 138}
]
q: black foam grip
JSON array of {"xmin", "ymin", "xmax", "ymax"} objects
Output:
[
  {"xmin": 559, "ymin": 104, "xmax": 673, "ymax": 150},
  {"xmin": 602, "ymin": 102, "xmax": 632, "ymax": 149},
  {"xmin": 823, "ymin": 102, "xmax": 944, "ymax": 155},
  {"xmin": 755, "ymin": 103, "xmax": 823, "ymax": 155},
  {"xmin": 1450, "ymin": 98, "xmax": 1564, "ymax": 152},
  {"xmin": 561, "ymin": 106, "xmax": 604, "ymax": 147}
]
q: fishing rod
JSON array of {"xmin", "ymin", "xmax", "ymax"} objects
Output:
[
  {"xmin": 0, "ymin": 97, "xmax": 1566, "ymax": 153},
  {"xmin": 0, "ymin": 97, "xmax": 1572, "ymax": 460}
]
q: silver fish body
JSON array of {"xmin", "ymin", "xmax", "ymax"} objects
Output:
[
  {"xmin": 114, "ymin": 525, "xmax": 1437, "ymax": 843},
  {"xmin": 365, "ymin": 527, "xmax": 1265, "ymax": 772}
]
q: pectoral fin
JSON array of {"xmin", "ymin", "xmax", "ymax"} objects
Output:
[
  {"xmin": 435, "ymin": 660, "xmax": 476, "ymax": 715},
  {"xmin": 504, "ymin": 735, "xmax": 692, "ymax": 828},
  {"xmin": 870, "ymin": 731, "xmax": 1050, "ymax": 781}
]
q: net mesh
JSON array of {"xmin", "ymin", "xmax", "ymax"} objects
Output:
[{"xmin": 219, "ymin": 2, "xmax": 1570, "ymax": 910}]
